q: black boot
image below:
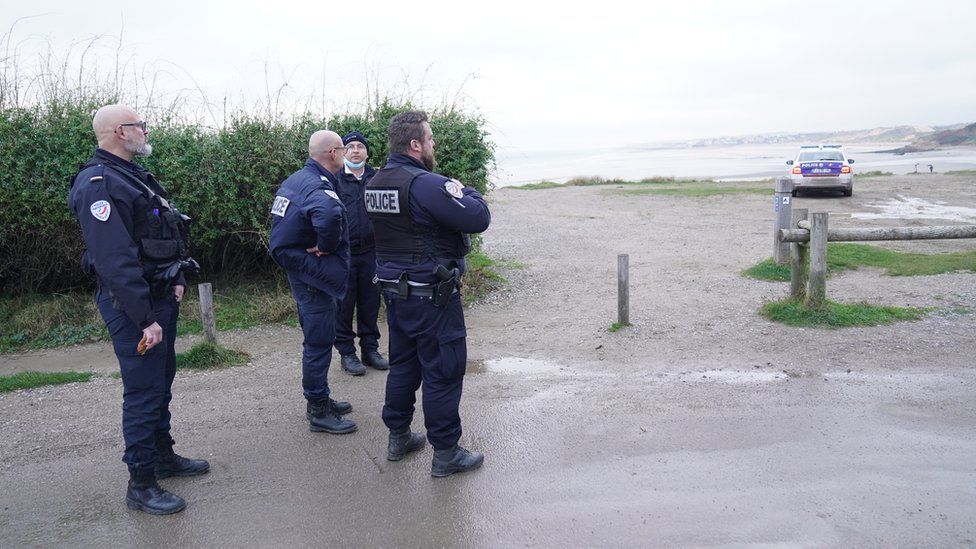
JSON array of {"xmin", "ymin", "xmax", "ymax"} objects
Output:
[
  {"xmin": 362, "ymin": 349, "xmax": 390, "ymax": 371},
  {"xmin": 307, "ymin": 398, "xmax": 357, "ymax": 434},
  {"xmin": 125, "ymin": 470, "xmax": 186, "ymax": 515},
  {"xmin": 387, "ymin": 429, "xmax": 426, "ymax": 461},
  {"xmin": 307, "ymin": 398, "xmax": 351, "ymax": 418},
  {"xmin": 431, "ymin": 444, "xmax": 484, "ymax": 478},
  {"xmin": 155, "ymin": 443, "xmax": 210, "ymax": 479},
  {"xmin": 340, "ymin": 354, "xmax": 367, "ymax": 376}
]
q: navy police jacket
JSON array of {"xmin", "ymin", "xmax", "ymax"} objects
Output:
[
  {"xmin": 336, "ymin": 164, "xmax": 377, "ymax": 255},
  {"xmin": 67, "ymin": 149, "xmax": 186, "ymax": 330},
  {"xmin": 371, "ymin": 154, "xmax": 490, "ymax": 284},
  {"xmin": 269, "ymin": 159, "xmax": 350, "ymax": 299}
]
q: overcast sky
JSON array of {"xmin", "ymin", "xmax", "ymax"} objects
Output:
[{"xmin": 3, "ymin": 0, "xmax": 975, "ymax": 157}]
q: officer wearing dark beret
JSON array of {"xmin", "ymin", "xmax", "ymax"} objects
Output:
[
  {"xmin": 366, "ymin": 111, "xmax": 491, "ymax": 477},
  {"xmin": 333, "ymin": 131, "xmax": 389, "ymax": 375},
  {"xmin": 269, "ymin": 130, "xmax": 357, "ymax": 435},
  {"xmin": 68, "ymin": 104, "xmax": 209, "ymax": 516}
]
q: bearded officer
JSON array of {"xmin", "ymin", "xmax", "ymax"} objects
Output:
[
  {"xmin": 269, "ymin": 130, "xmax": 357, "ymax": 434},
  {"xmin": 366, "ymin": 111, "xmax": 491, "ymax": 476},
  {"xmin": 68, "ymin": 104, "xmax": 208, "ymax": 515}
]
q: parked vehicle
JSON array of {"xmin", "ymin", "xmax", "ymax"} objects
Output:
[{"xmin": 787, "ymin": 145, "xmax": 854, "ymax": 197}]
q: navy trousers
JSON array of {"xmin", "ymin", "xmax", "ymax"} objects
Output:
[
  {"xmin": 288, "ymin": 277, "xmax": 337, "ymax": 401},
  {"xmin": 381, "ymin": 291, "xmax": 467, "ymax": 450},
  {"xmin": 97, "ymin": 289, "xmax": 179, "ymax": 474},
  {"xmin": 334, "ymin": 250, "xmax": 381, "ymax": 356}
]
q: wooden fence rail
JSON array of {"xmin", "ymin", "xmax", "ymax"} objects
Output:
[{"xmin": 777, "ymin": 213, "xmax": 976, "ymax": 307}]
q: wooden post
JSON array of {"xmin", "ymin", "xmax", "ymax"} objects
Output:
[
  {"xmin": 789, "ymin": 209, "xmax": 809, "ymax": 300},
  {"xmin": 198, "ymin": 283, "xmax": 217, "ymax": 344},
  {"xmin": 617, "ymin": 254, "xmax": 629, "ymax": 325},
  {"xmin": 805, "ymin": 213, "xmax": 828, "ymax": 309},
  {"xmin": 773, "ymin": 177, "xmax": 794, "ymax": 265}
]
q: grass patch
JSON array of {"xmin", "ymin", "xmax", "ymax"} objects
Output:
[
  {"xmin": 743, "ymin": 244, "xmax": 976, "ymax": 282},
  {"xmin": 762, "ymin": 298, "xmax": 926, "ymax": 328},
  {"xmin": 608, "ymin": 321, "xmax": 631, "ymax": 333},
  {"xmin": 857, "ymin": 170, "xmax": 893, "ymax": 177},
  {"xmin": 464, "ymin": 237, "xmax": 506, "ymax": 305},
  {"xmin": 616, "ymin": 185, "xmax": 771, "ymax": 197},
  {"xmin": 511, "ymin": 176, "xmax": 727, "ymax": 190},
  {"xmin": 176, "ymin": 341, "xmax": 250, "ymax": 370},
  {"xmin": 742, "ymin": 258, "xmax": 791, "ymax": 281},
  {"xmin": 510, "ymin": 181, "xmax": 563, "ymax": 190},
  {"xmin": 0, "ymin": 371, "xmax": 93, "ymax": 392},
  {"xmin": 945, "ymin": 170, "xmax": 976, "ymax": 176},
  {"xmin": 0, "ymin": 275, "xmax": 297, "ymax": 354},
  {"xmin": 2, "ymin": 249, "xmax": 509, "ymax": 353},
  {"xmin": 827, "ymin": 243, "xmax": 976, "ymax": 276}
]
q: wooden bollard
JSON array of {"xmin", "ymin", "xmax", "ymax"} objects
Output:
[
  {"xmin": 198, "ymin": 282, "xmax": 218, "ymax": 344},
  {"xmin": 805, "ymin": 213, "xmax": 828, "ymax": 309},
  {"xmin": 790, "ymin": 208, "xmax": 809, "ymax": 300},
  {"xmin": 618, "ymin": 254, "xmax": 630, "ymax": 325}
]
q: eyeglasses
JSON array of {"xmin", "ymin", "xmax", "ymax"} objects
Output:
[
  {"xmin": 330, "ymin": 146, "xmax": 348, "ymax": 153},
  {"xmin": 118, "ymin": 121, "xmax": 148, "ymax": 132}
]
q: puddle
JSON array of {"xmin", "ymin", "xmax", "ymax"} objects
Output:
[
  {"xmin": 468, "ymin": 357, "xmax": 563, "ymax": 375},
  {"xmin": 680, "ymin": 370, "xmax": 787, "ymax": 384},
  {"xmin": 852, "ymin": 195, "xmax": 976, "ymax": 222}
]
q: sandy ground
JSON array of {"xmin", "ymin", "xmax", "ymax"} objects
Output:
[{"xmin": 1, "ymin": 174, "xmax": 975, "ymax": 547}]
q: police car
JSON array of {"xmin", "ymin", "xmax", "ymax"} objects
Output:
[{"xmin": 787, "ymin": 145, "xmax": 854, "ymax": 197}]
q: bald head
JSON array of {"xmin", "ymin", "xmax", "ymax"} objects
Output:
[
  {"xmin": 308, "ymin": 130, "xmax": 344, "ymax": 172},
  {"xmin": 93, "ymin": 104, "xmax": 139, "ymax": 143},
  {"xmin": 92, "ymin": 104, "xmax": 149, "ymax": 161}
]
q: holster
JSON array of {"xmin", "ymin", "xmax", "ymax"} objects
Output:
[{"xmin": 433, "ymin": 265, "xmax": 461, "ymax": 308}]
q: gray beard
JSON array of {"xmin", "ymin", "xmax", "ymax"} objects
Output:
[{"xmin": 125, "ymin": 141, "xmax": 153, "ymax": 157}]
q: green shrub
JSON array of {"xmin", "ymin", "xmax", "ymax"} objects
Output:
[{"xmin": 0, "ymin": 100, "xmax": 494, "ymax": 293}]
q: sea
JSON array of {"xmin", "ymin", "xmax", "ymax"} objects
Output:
[{"xmin": 493, "ymin": 143, "xmax": 976, "ymax": 187}]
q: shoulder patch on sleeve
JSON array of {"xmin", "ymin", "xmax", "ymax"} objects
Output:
[
  {"xmin": 444, "ymin": 179, "xmax": 464, "ymax": 199},
  {"xmin": 271, "ymin": 195, "xmax": 290, "ymax": 217},
  {"xmin": 90, "ymin": 200, "xmax": 111, "ymax": 221},
  {"xmin": 324, "ymin": 189, "xmax": 340, "ymax": 201},
  {"xmin": 89, "ymin": 175, "xmax": 104, "ymax": 182}
]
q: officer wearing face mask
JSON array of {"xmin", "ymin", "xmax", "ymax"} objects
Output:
[
  {"xmin": 68, "ymin": 104, "xmax": 208, "ymax": 516},
  {"xmin": 332, "ymin": 131, "xmax": 389, "ymax": 376}
]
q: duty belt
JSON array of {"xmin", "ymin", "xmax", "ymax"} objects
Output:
[
  {"xmin": 377, "ymin": 269, "xmax": 460, "ymax": 307},
  {"xmin": 378, "ymin": 279, "xmax": 437, "ymax": 298}
]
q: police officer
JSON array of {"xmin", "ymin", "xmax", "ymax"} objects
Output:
[
  {"xmin": 334, "ymin": 131, "xmax": 389, "ymax": 376},
  {"xmin": 269, "ymin": 130, "xmax": 357, "ymax": 435},
  {"xmin": 67, "ymin": 104, "xmax": 209, "ymax": 516},
  {"xmin": 366, "ymin": 111, "xmax": 491, "ymax": 476}
]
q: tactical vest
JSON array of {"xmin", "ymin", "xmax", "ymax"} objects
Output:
[
  {"xmin": 365, "ymin": 165, "xmax": 469, "ymax": 264},
  {"xmin": 76, "ymin": 158, "xmax": 193, "ymax": 285}
]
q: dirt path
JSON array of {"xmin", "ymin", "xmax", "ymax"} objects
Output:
[{"xmin": 1, "ymin": 174, "xmax": 975, "ymax": 547}]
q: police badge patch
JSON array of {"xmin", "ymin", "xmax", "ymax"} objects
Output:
[
  {"xmin": 444, "ymin": 179, "xmax": 464, "ymax": 199},
  {"xmin": 90, "ymin": 200, "xmax": 111, "ymax": 221},
  {"xmin": 270, "ymin": 195, "xmax": 290, "ymax": 217},
  {"xmin": 324, "ymin": 190, "xmax": 340, "ymax": 201}
]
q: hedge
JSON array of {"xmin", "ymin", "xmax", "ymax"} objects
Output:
[{"xmin": 0, "ymin": 98, "xmax": 494, "ymax": 293}]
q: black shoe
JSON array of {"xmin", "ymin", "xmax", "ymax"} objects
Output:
[
  {"xmin": 431, "ymin": 444, "xmax": 484, "ymax": 478},
  {"xmin": 340, "ymin": 354, "xmax": 367, "ymax": 376},
  {"xmin": 387, "ymin": 429, "xmax": 426, "ymax": 461},
  {"xmin": 307, "ymin": 399, "xmax": 358, "ymax": 434},
  {"xmin": 125, "ymin": 471, "xmax": 186, "ymax": 515},
  {"xmin": 155, "ymin": 452, "xmax": 210, "ymax": 479},
  {"xmin": 362, "ymin": 349, "xmax": 390, "ymax": 370},
  {"xmin": 305, "ymin": 398, "xmax": 351, "ymax": 418}
]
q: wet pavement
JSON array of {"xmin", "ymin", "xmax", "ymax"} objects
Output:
[{"xmin": 1, "ymin": 342, "xmax": 975, "ymax": 547}]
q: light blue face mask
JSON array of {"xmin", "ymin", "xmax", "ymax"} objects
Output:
[{"xmin": 344, "ymin": 157, "xmax": 366, "ymax": 170}]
